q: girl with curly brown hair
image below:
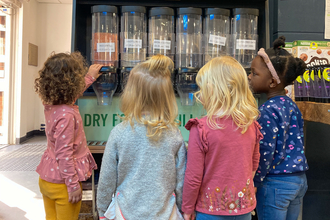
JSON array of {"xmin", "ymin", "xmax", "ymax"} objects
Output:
[{"xmin": 35, "ymin": 52, "xmax": 102, "ymax": 220}]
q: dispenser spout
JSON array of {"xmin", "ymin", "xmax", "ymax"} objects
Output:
[
  {"xmin": 92, "ymin": 66, "xmax": 118, "ymax": 105},
  {"xmin": 176, "ymin": 67, "xmax": 199, "ymax": 106}
]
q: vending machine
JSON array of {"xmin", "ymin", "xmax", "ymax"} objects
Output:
[{"xmin": 72, "ymin": 1, "xmax": 268, "ymax": 219}]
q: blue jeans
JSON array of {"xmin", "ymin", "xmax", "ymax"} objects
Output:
[
  {"xmin": 196, "ymin": 212, "xmax": 251, "ymax": 220},
  {"xmin": 256, "ymin": 173, "xmax": 308, "ymax": 220}
]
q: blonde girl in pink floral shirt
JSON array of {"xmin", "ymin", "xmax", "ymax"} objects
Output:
[
  {"xmin": 182, "ymin": 56, "xmax": 262, "ymax": 220},
  {"xmin": 35, "ymin": 52, "xmax": 101, "ymax": 220}
]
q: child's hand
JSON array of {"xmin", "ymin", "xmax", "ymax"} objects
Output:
[
  {"xmin": 87, "ymin": 64, "xmax": 103, "ymax": 79},
  {"xmin": 183, "ymin": 212, "xmax": 195, "ymax": 220},
  {"xmin": 68, "ymin": 188, "xmax": 82, "ymax": 204}
]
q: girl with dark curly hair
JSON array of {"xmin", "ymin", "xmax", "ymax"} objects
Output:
[
  {"xmin": 35, "ymin": 52, "xmax": 102, "ymax": 220},
  {"xmin": 249, "ymin": 37, "xmax": 309, "ymax": 220}
]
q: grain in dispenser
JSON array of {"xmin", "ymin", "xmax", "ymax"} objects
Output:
[{"xmin": 91, "ymin": 5, "xmax": 119, "ymax": 105}]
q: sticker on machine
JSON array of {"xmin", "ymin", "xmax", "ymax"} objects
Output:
[
  {"xmin": 153, "ymin": 40, "xmax": 171, "ymax": 50},
  {"xmin": 236, "ymin": 39, "xmax": 256, "ymax": 50},
  {"xmin": 97, "ymin": 43, "xmax": 115, "ymax": 53},
  {"xmin": 209, "ymin": 34, "xmax": 226, "ymax": 46},
  {"xmin": 124, "ymin": 39, "xmax": 142, "ymax": 49},
  {"xmin": 82, "ymin": 190, "xmax": 93, "ymax": 201}
]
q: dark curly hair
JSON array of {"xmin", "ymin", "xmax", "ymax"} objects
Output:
[
  {"xmin": 35, "ymin": 52, "xmax": 88, "ymax": 105},
  {"xmin": 265, "ymin": 36, "xmax": 307, "ymax": 86}
]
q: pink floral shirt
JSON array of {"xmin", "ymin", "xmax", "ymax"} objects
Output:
[
  {"xmin": 182, "ymin": 117, "xmax": 262, "ymax": 216},
  {"xmin": 36, "ymin": 75, "xmax": 97, "ymax": 193}
]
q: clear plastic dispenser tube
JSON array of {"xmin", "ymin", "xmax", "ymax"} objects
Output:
[
  {"xmin": 91, "ymin": 5, "xmax": 119, "ymax": 67},
  {"xmin": 203, "ymin": 8, "xmax": 230, "ymax": 64},
  {"xmin": 229, "ymin": 8, "xmax": 259, "ymax": 68},
  {"xmin": 120, "ymin": 6, "xmax": 147, "ymax": 68},
  {"xmin": 148, "ymin": 7, "xmax": 175, "ymax": 61},
  {"xmin": 91, "ymin": 5, "xmax": 119, "ymax": 105},
  {"xmin": 176, "ymin": 7, "xmax": 202, "ymax": 106}
]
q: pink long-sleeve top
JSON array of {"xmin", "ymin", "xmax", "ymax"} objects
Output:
[
  {"xmin": 182, "ymin": 116, "xmax": 262, "ymax": 216},
  {"xmin": 36, "ymin": 75, "xmax": 97, "ymax": 193}
]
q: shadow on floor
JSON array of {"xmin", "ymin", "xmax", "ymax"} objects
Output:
[{"xmin": 0, "ymin": 201, "xmax": 28, "ymax": 220}]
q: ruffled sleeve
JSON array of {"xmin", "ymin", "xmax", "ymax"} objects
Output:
[
  {"xmin": 255, "ymin": 121, "xmax": 264, "ymax": 142},
  {"xmin": 252, "ymin": 121, "xmax": 263, "ymax": 171},
  {"xmin": 182, "ymin": 118, "xmax": 207, "ymax": 214},
  {"xmin": 185, "ymin": 118, "xmax": 208, "ymax": 153}
]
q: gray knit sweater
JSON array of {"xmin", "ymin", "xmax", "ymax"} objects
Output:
[{"xmin": 97, "ymin": 121, "xmax": 187, "ymax": 220}]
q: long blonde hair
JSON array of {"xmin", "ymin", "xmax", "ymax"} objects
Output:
[
  {"xmin": 195, "ymin": 56, "xmax": 259, "ymax": 133},
  {"xmin": 120, "ymin": 54, "xmax": 179, "ymax": 140}
]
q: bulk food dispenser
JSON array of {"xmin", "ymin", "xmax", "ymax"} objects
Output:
[
  {"xmin": 230, "ymin": 8, "xmax": 259, "ymax": 68},
  {"xmin": 120, "ymin": 6, "xmax": 147, "ymax": 89},
  {"xmin": 203, "ymin": 8, "xmax": 230, "ymax": 63},
  {"xmin": 176, "ymin": 7, "xmax": 203, "ymax": 106},
  {"xmin": 91, "ymin": 5, "xmax": 119, "ymax": 105},
  {"xmin": 73, "ymin": 2, "xmax": 267, "ymax": 219},
  {"xmin": 148, "ymin": 7, "xmax": 175, "ymax": 61}
]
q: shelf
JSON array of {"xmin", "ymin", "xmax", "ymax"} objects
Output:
[
  {"xmin": 88, "ymin": 145, "xmax": 105, "ymax": 154},
  {"xmin": 296, "ymin": 102, "xmax": 330, "ymax": 125}
]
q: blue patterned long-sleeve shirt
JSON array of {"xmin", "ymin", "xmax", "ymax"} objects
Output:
[{"xmin": 253, "ymin": 96, "xmax": 309, "ymax": 187}]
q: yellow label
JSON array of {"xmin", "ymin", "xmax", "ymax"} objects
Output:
[
  {"xmin": 310, "ymin": 70, "xmax": 314, "ymax": 81},
  {"xmin": 323, "ymin": 68, "xmax": 330, "ymax": 82},
  {"xmin": 296, "ymin": 75, "xmax": 303, "ymax": 83},
  {"xmin": 310, "ymin": 42, "xmax": 318, "ymax": 50},
  {"xmin": 318, "ymin": 69, "xmax": 321, "ymax": 79},
  {"xmin": 303, "ymin": 70, "xmax": 310, "ymax": 82}
]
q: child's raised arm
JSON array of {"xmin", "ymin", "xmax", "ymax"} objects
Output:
[{"xmin": 77, "ymin": 64, "xmax": 103, "ymax": 100}]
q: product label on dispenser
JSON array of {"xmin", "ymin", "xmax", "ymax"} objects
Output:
[
  {"xmin": 97, "ymin": 43, "xmax": 115, "ymax": 52},
  {"xmin": 153, "ymin": 40, "xmax": 171, "ymax": 50},
  {"xmin": 236, "ymin": 39, "xmax": 256, "ymax": 50},
  {"xmin": 124, "ymin": 39, "xmax": 142, "ymax": 49},
  {"xmin": 209, "ymin": 34, "xmax": 226, "ymax": 46}
]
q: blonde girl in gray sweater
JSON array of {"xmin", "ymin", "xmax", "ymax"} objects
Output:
[{"xmin": 97, "ymin": 55, "xmax": 187, "ymax": 220}]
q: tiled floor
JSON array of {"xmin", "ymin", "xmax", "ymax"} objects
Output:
[{"xmin": 0, "ymin": 136, "xmax": 47, "ymax": 220}]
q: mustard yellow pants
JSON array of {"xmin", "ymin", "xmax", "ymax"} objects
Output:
[{"xmin": 39, "ymin": 177, "xmax": 82, "ymax": 220}]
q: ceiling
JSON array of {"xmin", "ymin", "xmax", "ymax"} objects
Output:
[{"xmin": 36, "ymin": 0, "xmax": 72, "ymax": 3}]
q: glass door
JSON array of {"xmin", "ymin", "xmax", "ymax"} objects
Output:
[{"xmin": 0, "ymin": 10, "xmax": 11, "ymax": 144}]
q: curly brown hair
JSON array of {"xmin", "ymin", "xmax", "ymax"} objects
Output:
[{"xmin": 35, "ymin": 52, "xmax": 88, "ymax": 105}]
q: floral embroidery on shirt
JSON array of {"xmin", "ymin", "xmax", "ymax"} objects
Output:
[{"xmin": 199, "ymin": 179, "xmax": 255, "ymax": 214}]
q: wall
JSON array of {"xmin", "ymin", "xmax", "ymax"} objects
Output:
[
  {"xmin": 18, "ymin": 0, "xmax": 39, "ymax": 139},
  {"xmin": 17, "ymin": 1, "xmax": 72, "ymax": 141},
  {"xmin": 35, "ymin": 3, "xmax": 72, "ymax": 130},
  {"xmin": 270, "ymin": 0, "xmax": 326, "ymax": 42}
]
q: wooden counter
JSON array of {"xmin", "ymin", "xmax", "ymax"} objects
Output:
[
  {"xmin": 87, "ymin": 145, "xmax": 105, "ymax": 154},
  {"xmin": 296, "ymin": 102, "xmax": 330, "ymax": 125}
]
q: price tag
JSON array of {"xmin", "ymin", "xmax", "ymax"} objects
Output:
[
  {"xmin": 236, "ymin": 39, "xmax": 256, "ymax": 50},
  {"xmin": 82, "ymin": 190, "xmax": 93, "ymax": 201},
  {"xmin": 124, "ymin": 39, "xmax": 142, "ymax": 49},
  {"xmin": 153, "ymin": 40, "xmax": 171, "ymax": 50},
  {"xmin": 209, "ymin": 34, "xmax": 226, "ymax": 46},
  {"xmin": 97, "ymin": 43, "xmax": 115, "ymax": 53}
]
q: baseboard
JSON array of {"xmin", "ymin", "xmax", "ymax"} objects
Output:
[{"xmin": 17, "ymin": 130, "xmax": 45, "ymax": 144}]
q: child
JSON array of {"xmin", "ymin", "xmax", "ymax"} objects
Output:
[
  {"xmin": 182, "ymin": 56, "xmax": 262, "ymax": 220},
  {"xmin": 96, "ymin": 54, "xmax": 187, "ymax": 220},
  {"xmin": 35, "ymin": 52, "xmax": 102, "ymax": 220},
  {"xmin": 249, "ymin": 36, "xmax": 309, "ymax": 220}
]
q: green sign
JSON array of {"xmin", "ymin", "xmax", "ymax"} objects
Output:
[{"xmin": 77, "ymin": 96, "xmax": 205, "ymax": 142}]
